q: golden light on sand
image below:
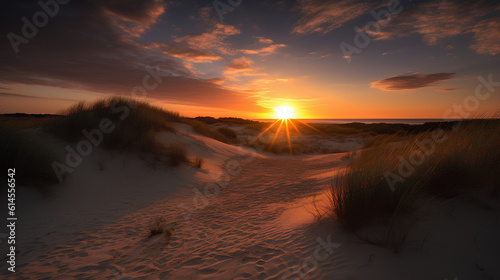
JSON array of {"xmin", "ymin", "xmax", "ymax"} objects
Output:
[{"xmin": 274, "ymin": 106, "xmax": 295, "ymax": 120}]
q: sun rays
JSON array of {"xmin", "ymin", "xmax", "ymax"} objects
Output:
[{"xmin": 251, "ymin": 106, "xmax": 320, "ymax": 154}]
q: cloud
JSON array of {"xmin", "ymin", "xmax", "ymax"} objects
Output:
[
  {"xmin": 292, "ymin": 0, "xmax": 375, "ymax": 35},
  {"xmin": 174, "ymin": 23, "xmax": 240, "ymax": 55},
  {"xmin": 371, "ymin": 73, "xmax": 455, "ymax": 91},
  {"xmin": 437, "ymin": 87, "xmax": 458, "ymax": 91},
  {"xmin": 0, "ymin": 1, "xmax": 266, "ymax": 113},
  {"xmin": 470, "ymin": 17, "xmax": 500, "ymax": 55},
  {"xmin": 152, "ymin": 42, "xmax": 223, "ymax": 63},
  {"xmin": 0, "ymin": 92, "xmax": 76, "ymax": 102},
  {"xmin": 242, "ymin": 44, "xmax": 286, "ymax": 56},
  {"xmin": 225, "ymin": 57, "xmax": 254, "ymax": 74},
  {"xmin": 368, "ymin": 0, "xmax": 499, "ymax": 55},
  {"xmin": 103, "ymin": 0, "xmax": 166, "ymax": 37},
  {"xmin": 100, "ymin": 0, "xmax": 165, "ymax": 24},
  {"xmin": 256, "ymin": 37, "xmax": 274, "ymax": 44},
  {"xmin": 239, "ymin": 37, "xmax": 286, "ymax": 56}
]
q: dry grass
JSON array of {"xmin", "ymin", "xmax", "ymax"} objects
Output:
[
  {"xmin": 148, "ymin": 216, "xmax": 174, "ymax": 243},
  {"xmin": 327, "ymin": 119, "xmax": 500, "ymax": 251},
  {"xmin": 216, "ymin": 127, "xmax": 238, "ymax": 139},
  {"xmin": 149, "ymin": 216, "xmax": 167, "ymax": 237},
  {"xmin": 47, "ymin": 97, "xmax": 179, "ymax": 149},
  {"xmin": 183, "ymin": 119, "xmax": 229, "ymax": 143},
  {"xmin": 45, "ymin": 97, "xmax": 193, "ymax": 166},
  {"xmin": 164, "ymin": 143, "xmax": 188, "ymax": 166}
]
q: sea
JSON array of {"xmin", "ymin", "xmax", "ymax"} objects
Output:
[{"xmin": 255, "ymin": 119, "xmax": 461, "ymax": 125}]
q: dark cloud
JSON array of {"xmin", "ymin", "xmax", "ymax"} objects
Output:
[
  {"xmin": 99, "ymin": 0, "xmax": 165, "ymax": 24},
  {"xmin": 371, "ymin": 73, "xmax": 455, "ymax": 91},
  {"xmin": 369, "ymin": 0, "xmax": 500, "ymax": 55},
  {"xmin": 0, "ymin": 92, "xmax": 77, "ymax": 101},
  {"xmin": 292, "ymin": 0, "xmax": 499, "ymax": 54},
  {"xmin": 0, "ymin": 0, "xmax": 265, "ymax": 112}
]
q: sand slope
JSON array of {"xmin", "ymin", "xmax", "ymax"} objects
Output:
[{"xmin": 2, "ymin": 126, "xmax": 499, "ymax": 279}]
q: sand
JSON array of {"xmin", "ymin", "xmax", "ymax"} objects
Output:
[{"xmin": 1, "ymin": 124, "xmax": 499, "ymax": 279}]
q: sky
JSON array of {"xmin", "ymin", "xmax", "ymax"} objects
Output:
[{"xmin": 0, "ymin": 0, "xmax": 499, "ymax": 119}]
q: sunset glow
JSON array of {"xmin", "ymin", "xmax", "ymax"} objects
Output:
[{"xmin": 0, "ymin": 0, "xmax": 498, "ymax": 119}]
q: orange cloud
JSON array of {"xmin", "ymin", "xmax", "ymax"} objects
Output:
[
  {"xmin": 242, "ymin": 44, "xmax": 286, "ymax": 56},
  {"xmin": 224, "ymin": 57, "xmax": 254, "ymax": 74},
  {"xmin": 239, "ymin": 37, "xmax": 286, "ymax": 56},
  {"xmin": 104, "ymin": 0, "xmax": 166, "ymax": 37},
  {"xmin": 371, "ymin": 73, "xmax": 455, "ymax": 91},
  {"xmin": 175, "ymin": 23, "xmax": 240, "ymax": 55},
  {"xmin": 470, "ymin": 17, "xmax": 500, "ymax": 55},
  {"xmin": 152, "ymin": 42, "xmax": 223, "ymax": 63},
  {"xmin": 256, "ymin": 37, "xmax": 274, "ymax": 44},
  {"xmin": 292, "ymin": 0, "xmax": 372, "ymax": 35},
  {"xmin": 436, "ymin": 87, "xmax": 458, "ymax": 91}
]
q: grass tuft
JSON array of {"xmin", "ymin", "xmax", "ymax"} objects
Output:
[
  {"xmin": 149, "ymin": 216, "xmax": 167, "ymax": 237},
  {"xmin": 327, "ymin": 118, "xmax": 500, "ymax": 251},
  {"xmin": 164, "ymin": 143, "xmax": 188, "ymax": 166},
  {"xmin": 216, "ymin": 127, "xmax": 238, "ymax": 139}
]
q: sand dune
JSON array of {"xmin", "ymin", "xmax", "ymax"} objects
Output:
[{"xmin": 2, "ymin": 123, "xmax": 499, "ymax": 279}]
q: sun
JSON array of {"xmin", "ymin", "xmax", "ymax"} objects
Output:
[{"xmin": 274, "ymin": 106, "xmax": 295, "ymax": 120}]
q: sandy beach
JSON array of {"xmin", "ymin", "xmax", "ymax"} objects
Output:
[{"xmin": 2, "ymin": 118, "xmax": 499, "ymax": 279}]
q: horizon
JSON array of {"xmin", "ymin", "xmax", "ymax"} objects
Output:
[{"xmin": 1, "ymin": 0, "xmax": 499, "ymax": 119}]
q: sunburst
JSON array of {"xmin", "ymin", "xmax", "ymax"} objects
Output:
[{"xmin": 250, "ymin": 106, "xmax": 322, "ymax": 154}]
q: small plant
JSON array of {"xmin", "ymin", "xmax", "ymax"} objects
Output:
[
  {"xmin": 149, "ymin": 216, "xmax": 166, "ymax": 237},
  {"xmin": 216, "ymin": 127, "xmax": 238, "ymax": 139},
  {"xmin": 165, "ymin": 143, "xmax": 188, "ymax": 166},
  {"xmin": 194, "ymin": 156, "xmax": 204, "ymax": 168},
  {"xmin": 305, "ymin": 195, "xmax": 327, "ymax": 222}
]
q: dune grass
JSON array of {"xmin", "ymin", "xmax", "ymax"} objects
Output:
[
  {"xmin": 183, "ymin": 119, "xmax": 229, "ymax": 143},
  {"xmin": 216, "ymin": 127, "xmax": 238, "ymax": 140},
  {"xmin": 327, "ymin": 119, "xmax": 500, "ymax": 251},
  {"xmin": 165, "ymin": 143, "xmax": 188, "ymax": 166},
  {"xmin": 47, "ymin": 97, "xmax": 179, "ymax": 148},
  {"xmin": 45, "ymin": 97, "xmax": 192, "ymax": 166},
  {"xmin": 45, "ymin": 97, "xmax": 233, "ymax": 167}
]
